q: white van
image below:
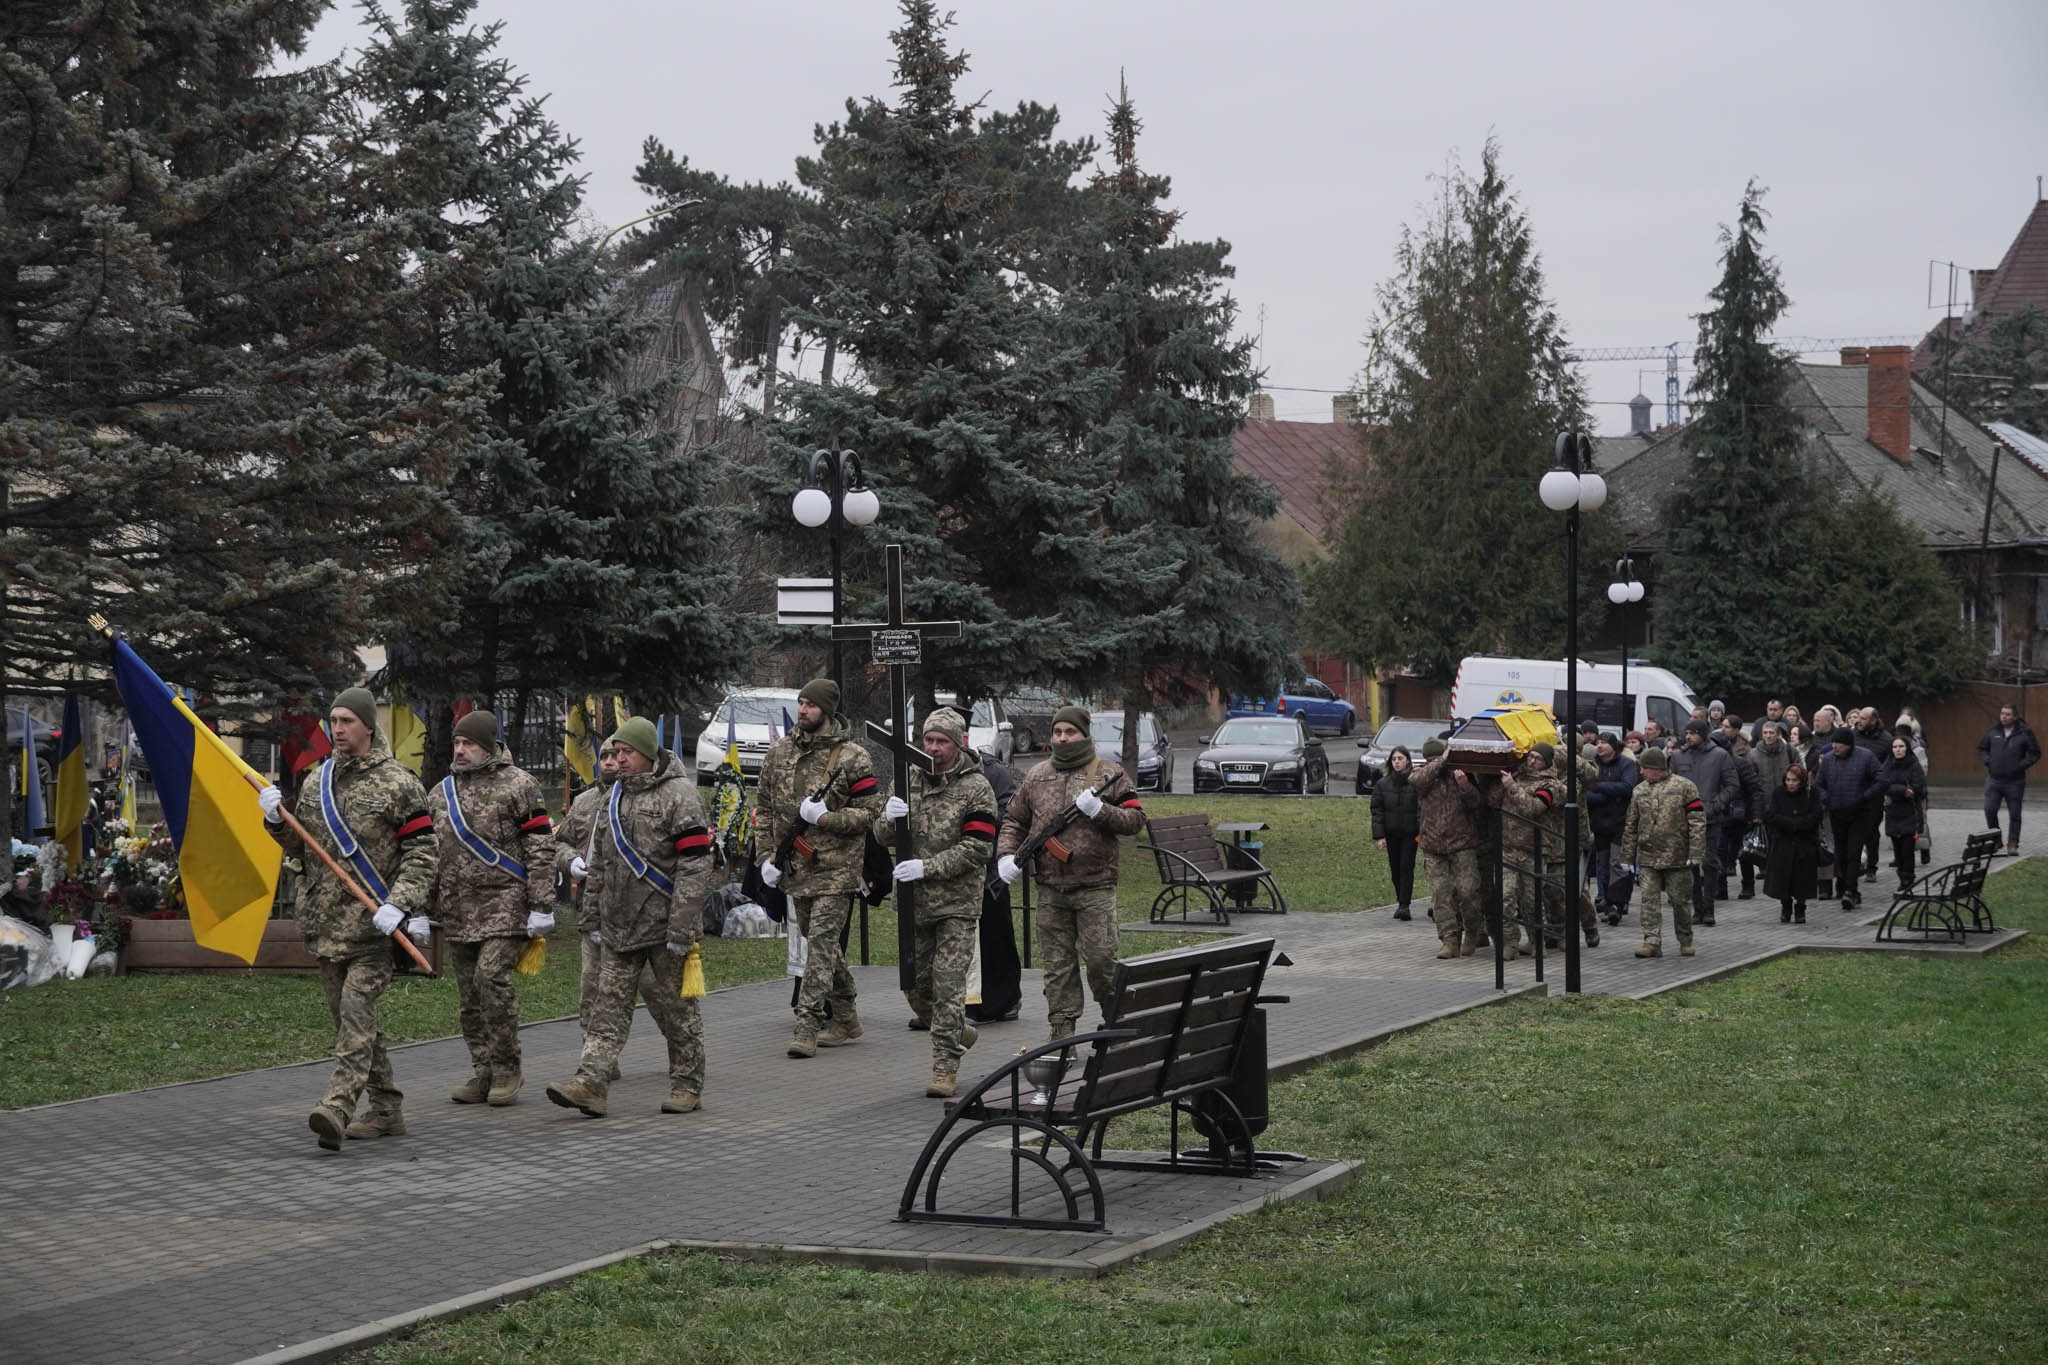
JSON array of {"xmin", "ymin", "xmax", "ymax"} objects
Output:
[{"xmin": 1450, "ymin": 656, "xmax": 1703, "ymax": 739}]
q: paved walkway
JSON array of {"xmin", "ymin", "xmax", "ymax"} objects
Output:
[{"xmin": 0, "ymin": 842, "xmax": 2027, "ymax": 1364}]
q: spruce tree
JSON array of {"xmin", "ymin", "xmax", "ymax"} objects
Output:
[
  {"xmin": 349, "ymin": 0, "xmax": 746, "ymax": 777},
  {"xmin": 1059, "ymin": 81, "xmax": 1300, "ymax": 772},
  {"xmin": 1307, "ymin": 140, "xmax": 1611, "ymax": 687}
]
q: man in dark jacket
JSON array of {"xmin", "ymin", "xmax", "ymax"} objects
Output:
[
  {"xmin": 1668, "ymin": 720, "xmax": 1738, "ymax": 924},
  {"xmin": 1749, "ymin": 699, "xmax": 1787, "ymax": 746},
  {"xmin": 1850, "ymin": 708, "xmax": 1891, "ymax": 879},
  {"xmin": 1729, "ymin": 736, "xmax": 1766, "ymax": 898},
  {"xmin": 1815, "ymin": 731, "xmax": 1882, "ymax": 911},
  {"xmin": 1585, "ymin": 733, "xmax": 1638, "ymax": 925},
  {"xmin": 1978, "ymin": 705, "xmax": 2039, "ymax": 855}
]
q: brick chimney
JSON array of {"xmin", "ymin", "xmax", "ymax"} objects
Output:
[
  {"xmin": 1248, "ymin": 393, "xmax": 1275, "ymax": 421},
  {"xmin": 1866, "ymin": 345, "xmax": 1912, "ymax": 464},
  {"xmin": 1839, "ymin": 346, "xmax": 1868, "ymax": 366},
  {"xmin": 1332, "ymin": 394, "xmax": 1358, "ymax": 423}
]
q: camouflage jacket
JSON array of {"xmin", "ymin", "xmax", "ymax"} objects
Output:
[
  {"xmin": 554, "ymin": 772, "xmax": 617, "ymax": 915},
  {"xmin": 1411, "ymin": 755, "xmax": 1488, "ymax": 854},
  {"xmin": 872, "ymin": 747, "xmax": 998, "ymax": 922},
  {"xmin": 996, "ymin": 755, "xmax": 1146, "ymax": 891},
  {"xmin": 588, "ymin": 751, "xmax": 713, "ymax": 953},
  {"xmin": 271, "ymin": 736, "xmax": 437, "ymax": 959},
  {"xmin": 1620, "ymin": 774, "xmax": 1707, "ymax": 869},
  {"xmin": 426, "ymin": 749, "xmax": 555, "ymax": 941},
  {"xmin": 1496, "ymin": 768, "xmax": 1568, "ymax": 867},
  {"xmin": 756, "ymin": 717, "xmax": 883, "ymax": 899}
]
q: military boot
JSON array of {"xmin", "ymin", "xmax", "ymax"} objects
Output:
[
  {"xmin": 450, "ymin": 1072, "xmax": 491, "ymax": 1104},
  {"xmin": 1457, "ymin": 933, "xmax": 1477, "ymax": 957},
  {"xmin": 345, "ymin": 1110, "xmax": 406, "ymax": 1140},
  {"xmin": 926, "ymin": 1068, "xmax": 958, "ymax": 1099},
  {"xmin": 308, "ymin": 1103, "xmax": 349, "ymax": 1151},
  {"xmin": 1583, "ymin": 923, "xmax": 1600, "ymax": 948},
  {"xmin": 816, "ymin": 1014, "xmax": 864, "ymax": 1048},
  {"xmin": 1435, "ymin": 940, "xmax": 1457, "ymax": 960},
  {"xmin": 544, "ymin": 1080, "xmax": 607, "ymax": 1117},
  {"xmin": 961, "ymin": 1023, "xmax": 978, "ymax": 1050},
  {"xmin": 787, "ymin": 1024, "xmax": 819, "ymax": 1058},
  {"xmin": 1679, "ymin": 941, "xmax": 1696, "ymax": 957},
  {"xmin": 660, "ymin": 1089, "xmax": 701, "ymax": 1114},
  {"xmin": 486, "ymin": 1070, "xmax": 523, "ymax": 1107},
  {"xmin": 1635, "ymin": 939, "xmax": 1662, "ymax": 958}
]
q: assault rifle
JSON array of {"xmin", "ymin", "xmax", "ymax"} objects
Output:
[
  {"xmin": 745, "ymin": 776, "xmax": 835, "ymax": 923},
  {"xmin": 1015, "ymin": 772, "xmax": 1130, "ymax": 872}
]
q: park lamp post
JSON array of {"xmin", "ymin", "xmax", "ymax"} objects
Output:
[
  {"xmin": 1607, "ymin": 556, "xmax": 1646, "ymax": 722},
  {"xmin": 1539, "ymin": 430, "xmax": 1607, "ymax": 995},
  {"xmin": 791, "ymin": 449, "xmax": 880, "ymax": 687}
]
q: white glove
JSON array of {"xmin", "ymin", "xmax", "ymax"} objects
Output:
[
  {"xmin": 587, "ymin": 929, "xmax": 603, "ymax": 946},
  {"xmin": 798, "ymin": 795, "xmax": 829, "ymax": 824},
  {"xmin": 568, "ymin": 855, "xmax": 588, "ymax": 880},
  {"xmin": 667, "ymin": 940, "xmax": 690, "ymax": 957},
  {"xmin": 526, "ymin": 910, "xmax": 555, "ymax": 937},
  {"xmin": 405, "ymin": 915, "xmax": 432, "ymax": 946},
  {"xmin": 884, "ymin": 795, "xmax": 909, "ymax": 821},
  {"xmin": 997, "ymin": 854, "xmax": 1021, "ymax": 885},
  {"xmin": 372, "ymin": 903, "xmax": 404, "ymax": 935},
  {"xmin": 761, "ymin": 861, "xmax": 782, "ymax": 888},
  {"xmin": 893, "ymin": 859, "xmax": 925, "ymax": 883},
  {"xmin": 1074, "ymin": 787, "xmax": 1104, "ymax": 819},
  {"xmin": 1687, "ymin": 860, "xmax": 1702, "ymax": 872},
  {"xmin": 257, "ymin": 785, "xmax": 285, "ymax": 823}
]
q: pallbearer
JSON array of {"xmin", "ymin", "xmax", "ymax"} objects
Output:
[{"xmin": 427, "ymin": 710, "xmax": 556, "ymax": 1107}]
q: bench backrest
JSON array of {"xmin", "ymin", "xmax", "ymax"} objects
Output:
[
  {"xmin": 1962, "ymin": 831, "xmax": 2002, "ymax": 865},
  {"xmin": 1146, "ymin": 813, "xmax": 1230, "ymax": 879},
  {"xmin": 1071, "ymin": 935, "xmax": 1274, "ymax": 1123}
]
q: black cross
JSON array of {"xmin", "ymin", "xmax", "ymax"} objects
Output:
[{"xmin": 832, "ymin": 544, "xmax": 962, "ymax": 973}]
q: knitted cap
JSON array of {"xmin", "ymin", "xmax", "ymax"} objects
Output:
[
  {"xmin": 1052, "ymin": 705, "xmax": 1092, "ymax": 735},
  {"xmin": 332, "ymin": 687, "xmax": 378, "ymax": 730},
  {"xmin": 1685, "ymin": 718, "xmax": 1711, "ymax": 737},
  {"xmin": 798, "ymin": 678, "xmax": 840, "ymax": 716},
  {"xmin": 1830, "ymin": 730, "xmax": 1855, "ymax": 747},
  {"xmin": 921, "ymin": 707, "xmax": 967, "ymax": 744},
  {"xmin": 613, "ymin": 716, "xmax": 660, "ymax": 760},
  {"xmin": 1639, "ymin": 746, "xmax": 1670, "ymax": 770},
  {"xmin": 454, "ymin": 710, "xmax": 498, "ymax": 749},
  {"xmin": 1421, "ymin": 738, "xmax": 1446, "ymax": 759},
  {"xmin": 1526, "ymin": 740, "xmax": 1555, "ymax": 767}
]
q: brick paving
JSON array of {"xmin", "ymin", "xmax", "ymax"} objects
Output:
[{"xmin": 0, "ymin": 840, "xmax": 2026, "ymax": 1364}]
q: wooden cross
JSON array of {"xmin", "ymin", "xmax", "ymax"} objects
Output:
[{"xmin": 832, "ymin": 544, "xmax": 963, "ymax": 978}]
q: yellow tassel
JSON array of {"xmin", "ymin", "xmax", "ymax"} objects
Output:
[
  {"xmin": 514, "ymin": 936, "xmax": 547, "ymax": 976},
  {"xmin": 680, "ymin": 942, "xmax": 706, "ymax": 999}
]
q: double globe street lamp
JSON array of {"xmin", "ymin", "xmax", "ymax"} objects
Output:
[
  {"xmin": 791, "ymin": 449, "xmax": 880, "ymax": 686},
  {"xmin": 1608, "ymin": 556, "xmax": 1646, "ymax": 719},
  {"xmin": 1538, "ymin": 429, "xmax": 1607, "ymax": 995}
]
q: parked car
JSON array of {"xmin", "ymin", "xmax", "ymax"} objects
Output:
[
  {"xmin": 965, "ymin": 698, "xmax": 1014, "ymax": 765},
  {"xmin": 1226, "ymin": 677, "xmax": 1358, "ymax": 736},
  {"xmin": 694, "ymin": 687, "xmax": 801, "ymax": 783},
  {"xmin": 998, "ymin": 686, "xmax": 1070, "ymax": 754},
  {"xmin": 1193, "ymin": 716, "xmax": 1328, "ymax": 794},
  {"xmin": 1355, "ymin": 716, "xmax": 1452, "ymax": 795},
  {"xmin": 1090, "ymin": 710, "xmax": 1174, "ymax": 792}
]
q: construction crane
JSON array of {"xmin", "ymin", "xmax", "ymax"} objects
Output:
[{"xmin": 1566, "ymin": 334, "xmax": 1922, "ymax": 426}]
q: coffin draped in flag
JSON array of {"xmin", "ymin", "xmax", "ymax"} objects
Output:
[{"xmin": 110, "ymin": 639, "xmax": 282, "ymax": 964}]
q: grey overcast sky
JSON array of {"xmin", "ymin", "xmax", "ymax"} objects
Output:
[{"xmin": 309, "ymin": 0, "xmax": 2048, "ymax": 433}]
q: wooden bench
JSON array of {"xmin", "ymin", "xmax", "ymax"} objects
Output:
[
  {"xmin": 1875, "ymin": 830, "xmax": 2001, "ymax": 944},
  {"xmin": 896, "ymin": 936, "xmax": 1287, "ymax": 1233},
  {"xmin": 1143, "ymin": 813, "xmax": 1286, "ymax": 925}
]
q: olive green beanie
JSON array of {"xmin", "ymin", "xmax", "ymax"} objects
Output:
[{"xmin": 333, "ymin": 687, "xmax": 378, "ymax": 731}]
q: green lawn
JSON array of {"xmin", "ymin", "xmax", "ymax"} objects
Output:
[
  {"xmin": 366, "ymin": 863, "xmax": 2048, "ymax": 1365},
  {"xmin": 1114, "ymin": 792, "xmax": 1397, "ymax": 920}
]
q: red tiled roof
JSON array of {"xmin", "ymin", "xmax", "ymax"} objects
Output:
[
  {"xmin": 1230, "ymin": 418, "xmax": 1363, "ymax": 543},
  {"xmin": 1916, "ymin": 197, "xmax": 2048, "ymax": 370}
]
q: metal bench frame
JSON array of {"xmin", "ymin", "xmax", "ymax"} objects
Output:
[
  {"xmin": 1875, "ymin": 830, "xmax": 2001, "ymax": 944},
  {"xmin": 1143, "ymin": 813, "xmax": 1286, "ymax": 925}
]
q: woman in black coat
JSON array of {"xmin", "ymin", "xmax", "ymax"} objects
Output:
[
  {"xmin": 1763, "ymin": 762, "xmax": 1823, "ymax": 923},
  {"xmin": 1877, "ymin": 736, "xmax": 1928, "ymax": 892},
  {"xmin": 1370, "ymin": 746, "xmax": 1421, "ymax": 919}
]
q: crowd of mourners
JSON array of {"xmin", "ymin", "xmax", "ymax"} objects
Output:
[{"xmin": 1368, "ymin": 697, "xmax": 2038, "ymax": 961}]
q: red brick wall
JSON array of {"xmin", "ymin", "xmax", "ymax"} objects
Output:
[{"xmin": 1867, "ymin": 346, "xmax": 1912, "ymax": 464}]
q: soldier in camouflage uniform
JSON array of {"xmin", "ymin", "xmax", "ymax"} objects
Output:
[
  {"xmin": 545, "ymin": 717, "xmax": 715, "ymax": 1117},
  {"xmin": 427, "ymin": 710, "xmax": 556, "ymax": 1107},
  {"xmin": 756, "ymin": 679, "xmax": 884, "ymax": 1059},
  {"xmin": 555, "ymin": 736, "xmax": 630, "ymax": 1043},
  {"xmin": 877, "ymin": 708, "xmax": 999, "ymax": 1097},
  {"xmin": 1493, "ymin": 741, "xmax": 1570, "ymax": 958},
  {"xmin": 1620, "ymin": 746, "xmax": 1706, "ymax": 958},
  {"xmin": 1411, "ymin": 737, "xmax": 1488, "ymax": 958},
  {"xmin": 259, "ymin": 688, "xmax": 437, "ymax": 1151},
  {"xmin": 996, "ymin": 706, "xmax": 1147, "ymax": 1040}
]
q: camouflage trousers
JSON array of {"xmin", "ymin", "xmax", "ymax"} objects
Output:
[
  {"xmin": 1421, "ymin": 848, "xmax": 1483, "ymax": 944},
  {"xmin": 575, "ymin": 944, "xmax": 704, "ymax": 1095},
  {"xmin": 450, "ymin": 936, "xmax": 524, "ymax": 1077},
  {"xmin": 793, "ymin": 895, "xmax": 858, "ymax": 1029},
  {"xmin": 1638, "ymin": 865, "xmax": 1694, "ymax": 947},
  {"xmin": 579, "ymin": 935, "xmax": 656, "ymax": 1034},
  {"xmin": 1036, "ymin": 883, "xmax": 1118, "ymax": 1036},
  {"xmin": 1503, "ymin": 859, "xmax": 1595, "ymax": 946},
  {"xmin": 317, "ymin": 951, "xmax": 400, "ymax": 1117},
  {"xmin": 905, "ymin": 914, "xmax": 979, "ymax": 1072}
]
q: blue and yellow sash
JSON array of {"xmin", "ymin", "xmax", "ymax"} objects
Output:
[
  {"xmin": 607, "ymin": 783, "xmax": 673, "ymax": 897},
  {"xmin": 318, "ymin": 758, "xmax": 389, "ymax": 902},
  {"xmin": 437, "ymin": 776, "xmax": 527, "ymax": 882}
]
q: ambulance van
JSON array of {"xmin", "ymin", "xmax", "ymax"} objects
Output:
[{"xmin": 1449, "ymin": 656, "xmax": 1703, "ymax": 739}]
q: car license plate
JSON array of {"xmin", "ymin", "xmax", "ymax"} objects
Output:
[{"xmin": 1227, "ymin": 772, "xmax": 1259, "ymax": 784}]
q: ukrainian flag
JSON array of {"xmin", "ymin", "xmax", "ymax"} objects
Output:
[
  {"xmin": 563, "ymin": 695, "xmax": 597, "ymax": 785},
  {"xmin": 53, "ymin": 694, "xmax": 87, "ymax": 872},
  {"xmin": 111, "ymin": 639, "xmax": 281, "ymax": 964}
]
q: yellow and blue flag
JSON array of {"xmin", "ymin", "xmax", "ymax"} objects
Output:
[
  {"xmin": 390, "ymin": 685, "xmax": 427, "ymax": 776},
  {"xmin": 111, "ymin": 639, "xmax": 281, "ymax": 964},
  {"xmin": 53, "ymin": 695, "xmax": 87, "ymax": 872},
  {"xmin": 21, "ymin": 703, "xmax": 47, "ymax": 837},
  {"xmin": 563, "ymin": 696, "xmax": 597, "ymax": 784}
]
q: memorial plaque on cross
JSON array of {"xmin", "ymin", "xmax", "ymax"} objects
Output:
[{"xmin": 832, "ymin": 544, "xmax": 963, "ymax": 984}]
